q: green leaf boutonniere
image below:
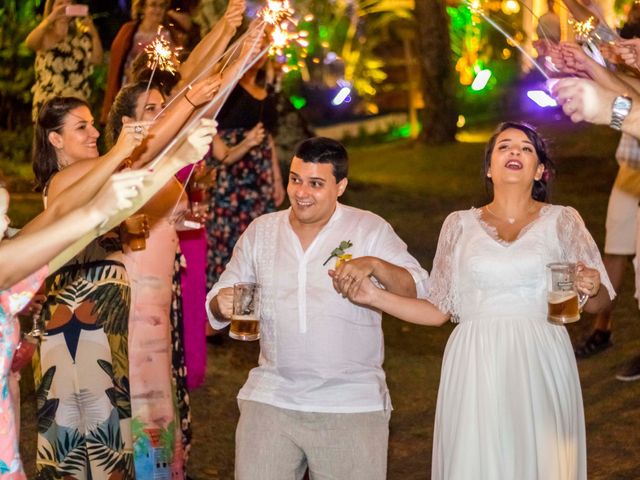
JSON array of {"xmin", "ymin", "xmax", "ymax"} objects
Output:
[{"xmin": 323, "ymin": 240, "xmax": 353, "ymax": 266}]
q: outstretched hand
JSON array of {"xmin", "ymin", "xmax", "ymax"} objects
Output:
[
  {"xmin": 550, "ymin": 77, "xmax": 616, "ymax": 125},
  {"xmin": 114, "ymin": 121, "xmax": 152, "ymax": 161},
  {"xmin": 174, "ymin": 119, "xmax": 217, "ymax": 166},
  {"xmin": 90, "ymin": 169, "xmax": 148, "ymax": 220},
  {"xmin": 614, "ymin": 39, "xmax": 640, "ymax": 71},
  {"xmin": 186, "ymin": 75, "xmax": 222, "ymax": 108},
  {"xmin": 224, "ymin": 0, "xmax": 246, "ymax": 29}
]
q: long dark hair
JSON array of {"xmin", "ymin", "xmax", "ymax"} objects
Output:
[
  {"xmin": 105, "ymin": 81, "xmax": 165, "ymax": 149},
  {"xmin": 483, "ymin": 121, "xmax": 556, "ymax": 202},
  {"xmin": 32, "ymin": 96, "xmax": 89, "ymax": 191}
]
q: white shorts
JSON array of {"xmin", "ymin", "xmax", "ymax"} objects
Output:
[{"xmin": 605, "ymin": 186, "xmax": 640, "ymax": 255}]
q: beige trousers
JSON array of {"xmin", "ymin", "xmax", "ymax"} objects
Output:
[{"xmin": 235, "ymin": 400, "xmax": 390, "ymax": 480}]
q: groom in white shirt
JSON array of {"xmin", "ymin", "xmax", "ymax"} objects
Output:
[{"xmin": 207, "ymin": 137, "xmax": 428, "ymax": 479}]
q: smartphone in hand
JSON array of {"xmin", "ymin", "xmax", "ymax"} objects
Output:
[{"xmin": 65, "ymin": 4, "xmax": 88, "ymax": 16}]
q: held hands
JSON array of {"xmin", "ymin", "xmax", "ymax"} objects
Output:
[
  {"xmin": 214, "ymin": 287, "xmax": 234, "ymax": 319},
  {"xmin": 550, "ymin": 77, "xmax": 616, "ymax": 125},
  {"xmin": 90, "ymin": 169, "xmax": 148, "ymax": 220},
  {"xmin": 328, "ymin": 271, "xmax": 379, "ymax": 306},
  {"xmin": 329, "ymin": 257, "xmax": 377, "ymax": 300},
  {"xmin": 576, "ymin": 262, "xmax": 601, "ymax": 297}
]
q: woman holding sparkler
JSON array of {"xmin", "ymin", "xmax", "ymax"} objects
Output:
[
  {"xmin": 0, "ymin": 168, "xmax": 148, "ymax": 479},
  {"xmin": 31, "ymin": 92, "xmax": 216, "ymax": 478},
  {"xmin": 106, "ymin": 79, "xmax": 215, "ymax": 479},
  {"xmin": 102, "ymin": 0, "xmax": 177, "ymax": 124},
  {"xmin": 342, "ymin": 122, "xmax": 613, "ymax": 480},
  {"xmin": 30, "ymin": 97, "xmax": 149, "ymax": 479},
  {"xmin": 26, "ymin": 0, "xmax": 104, "ymax": 121}
]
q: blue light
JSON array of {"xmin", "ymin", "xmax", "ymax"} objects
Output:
[{"xmin": 331, "ymin": 87, "xmax": 352, "ymax": 106}]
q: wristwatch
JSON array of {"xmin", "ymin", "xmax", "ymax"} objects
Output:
[{"xmin": 610, "ymin": 95, "xmax": 632, "ymax": 131}]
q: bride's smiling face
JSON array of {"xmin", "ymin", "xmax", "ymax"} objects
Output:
[{"xmin": 487, "ymin": 128, "xmax": 545, "ymax": 186}]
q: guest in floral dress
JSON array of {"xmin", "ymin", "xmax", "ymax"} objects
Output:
[
  {"xmin": 0, "ymin": 167, "xmax": 146, "ymax": 479},
  {"xmin": 26, "ymin": 0, "xmax": 103, "ymax": 121},
  {"xmin": 31, "ymin": 97, "xmax": 148, "ymax": 480}
]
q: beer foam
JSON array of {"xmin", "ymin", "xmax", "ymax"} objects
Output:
[
  {"xmin": 548, "ymin": 291, "xmax": 577, "ymax": 304},
  {"xmin": 231, "ymin": 314, "xmax": 259, "ymax": 321}
]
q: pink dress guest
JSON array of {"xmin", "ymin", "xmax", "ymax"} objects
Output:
[
  {"xmin": 0, "ymin": 266, "xmax": 47, "ymax": 479},
  {"xmin": 177, "ymin": 164, "xmax": 208, "ymax": 390}
]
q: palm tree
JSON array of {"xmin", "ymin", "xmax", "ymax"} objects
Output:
[{"xmin": 415, "ymin": 0, "xmax": 457, "ymax": 144}]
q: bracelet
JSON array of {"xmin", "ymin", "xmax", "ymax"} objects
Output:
[{"xmin": 184, "ymin": 93, "xmax": 196, "ymax": 109}]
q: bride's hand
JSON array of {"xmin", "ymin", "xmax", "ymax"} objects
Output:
[{"xmin": 576, "ymin": 262, "xmax": 601, "ymax": 297}]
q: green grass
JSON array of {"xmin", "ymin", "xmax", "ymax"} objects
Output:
[{"xmin": 15, "ymin": 117, "xmax": 640, "ymax": 479}]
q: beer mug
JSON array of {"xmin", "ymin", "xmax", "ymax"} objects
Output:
[
  {"xmin": 546, "ymin": 262, "xmax": 588, "ymax": 324},
  {"xmin": 229, "ymin": 282, "xmax": 261, "ymax": 341},
  {"xmin": 122, "ymin": 213, "xmax": 150, "ymax": 251}
]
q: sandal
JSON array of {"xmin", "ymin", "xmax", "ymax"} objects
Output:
[{"xmin": 574, "ymin": 329, "xmax": 612, "ymax": 359}]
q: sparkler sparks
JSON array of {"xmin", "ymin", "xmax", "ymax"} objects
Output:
[
  {"xmin": 568, "ymin": 16, "xmax": 596, "ymax": 42},
  {"xmin": 144, "ymin": 33, "xmax": 180, "ymax": 75},
  {"xmin": 258, "ymin": 0, "xmax": 292, "ymax": 25},
  {"xmin": 468, "ymin": 0, "xmax": 484, "ymax": 16},
  {"xmin": 257, "ymin": 0, "xmax": 307, "ymax": 59}
]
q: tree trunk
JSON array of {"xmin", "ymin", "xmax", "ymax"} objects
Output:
[{"xmin": 415, "ymin": 0, "xmax": 458, "ymax": 144}]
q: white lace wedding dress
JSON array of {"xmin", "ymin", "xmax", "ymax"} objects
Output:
[{"xmin": 428, "ymin": 205, "xmax": 614, "ymax": 480}]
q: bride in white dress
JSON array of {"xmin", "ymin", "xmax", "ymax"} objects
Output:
[{"xmin": 339, "ymin": 122, "xmax": 615, "ymax": 480}]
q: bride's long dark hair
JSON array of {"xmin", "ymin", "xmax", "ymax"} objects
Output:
[{"xmin": 483, "ymin": 121, "xmax": 556, "ymax": 202}]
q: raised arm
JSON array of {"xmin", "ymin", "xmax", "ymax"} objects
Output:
[
  {"xmin": 178, "ymin": 0, "xmax": 245, "ymax": 85},
  {"xmin": 34, "ymin": 122, "xmax": 149, "ymax": 226},
  {"xmin": 25, "ymin": 2, "xmax": 68, "ymax": 52},
  {"xmin": 0, "ymin": 170, "xmax": 145, "ymax": 289},
  {"xmin": 48, "ymin": 119, "xmax": 216, "ymax": 272}
]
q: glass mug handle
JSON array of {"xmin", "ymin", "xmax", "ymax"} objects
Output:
[{"xmin": 578, "ymin": 293, "xmax": 589, "ymax": 312}]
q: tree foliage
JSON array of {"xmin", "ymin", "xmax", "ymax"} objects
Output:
[{"xmin": 0, "ymin": 0, "xmax": 41, "ymax": 129}]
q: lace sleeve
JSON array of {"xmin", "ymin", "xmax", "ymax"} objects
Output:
[
  {"xmin": 426, "ymin": 211, "xmax": 463, "ymax": 320},
  {"xmin": 557, "ymin": 206, "xmax": 615, "ymax": 300}
]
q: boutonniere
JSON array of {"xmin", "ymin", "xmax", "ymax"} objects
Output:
[{"xmin": 323, "ymin": 240, "xmax": 353, "ymax": 266}]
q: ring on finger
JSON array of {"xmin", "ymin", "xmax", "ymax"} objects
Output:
[{"xmin": 134, "ymin": 125, "xmax": 143, "ymax": 134}]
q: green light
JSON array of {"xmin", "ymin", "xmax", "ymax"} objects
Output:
[
  {"xmin": 319, "ymin": 26, "xmax": 329, "ymax": 40},
  {"xmin": 290, "ymin": 95, "xmax": 307, "ymax": 110}
]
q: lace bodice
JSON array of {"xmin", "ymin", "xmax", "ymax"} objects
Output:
[{"xmin": 427, "ymin": 205, "xmax": 615, "ymax": 322}]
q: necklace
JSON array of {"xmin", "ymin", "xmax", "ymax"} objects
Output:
[{"xmin": 484, "ymin": 204, "xmax": 533, "ymax": 225}]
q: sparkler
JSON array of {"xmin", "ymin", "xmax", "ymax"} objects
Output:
[
  {"xmin": 258, "ymin": 0, "xmax": 292, "ymax": 25},
  {"xmin": 568, "ymin": 16, "xmax": 596, "ymax": 43},
  {"xmin": 465, "ymin": 1, "xmax": 549, "ymax": 80},
  {"xmin": 144, "ymin": 34, "xmax": 180, "ymax": 75},
  {"xmin": 139, "ymin": 27, "xmax": 181, "ymax": 120}
]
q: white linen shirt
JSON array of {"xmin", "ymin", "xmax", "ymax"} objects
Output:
[{"xmin": 206, "ymin": 203, "xmax": 429, "ymax": 413}]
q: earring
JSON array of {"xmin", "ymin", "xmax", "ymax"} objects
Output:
[{"xmin": 487, "ymin": 173, "xmax": 492, "ymax": 178}]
